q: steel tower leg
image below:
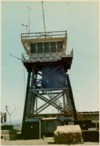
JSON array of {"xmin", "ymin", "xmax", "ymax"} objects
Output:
[
  {"xmin": 66, "ymin": 74, "xmax": 77, "ymax": 120},
  {"xmin": 21, "ymin": 72, "xmax": 31, "ymax": 137}
]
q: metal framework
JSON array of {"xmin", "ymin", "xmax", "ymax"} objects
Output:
[{"xmin": 21, "ymin": 31, "xmax": 77, "ymax": 139}]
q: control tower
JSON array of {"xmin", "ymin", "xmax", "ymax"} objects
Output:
[{"xmin": 21, "ymin": 31, "xmax": 77, "ymax": 139}]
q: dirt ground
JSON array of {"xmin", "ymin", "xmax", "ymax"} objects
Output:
[{"xmin": 0, "ymin": 137, "xmax": 99, "ymax": 145}]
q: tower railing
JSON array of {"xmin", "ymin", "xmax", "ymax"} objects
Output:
[{"xmin": 21, "ymin": 31, "xmax": 67, "ymax": 40}]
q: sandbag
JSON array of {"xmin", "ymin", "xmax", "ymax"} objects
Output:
[{"xmin": 54, "ymin": 125, "xmax": 83, "ymax": 144}]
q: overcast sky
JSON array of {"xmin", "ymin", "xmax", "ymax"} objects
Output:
[{"xmin": 1, "ymin": 1, "xmax": 99, "ymax": 122}]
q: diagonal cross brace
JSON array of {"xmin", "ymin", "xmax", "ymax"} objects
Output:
[
  {"xmin": 32, "ymin": 90, "xmax": 65, "ymax": 112},
  {"xmin": 34, "ymin": 92, "xmax": 64, "ymax": 114},
  {"xmin": 44, "ymin": 90, "xmax": 61, "ymax": 106}
]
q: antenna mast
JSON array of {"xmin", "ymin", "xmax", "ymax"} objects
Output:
[
  {"xmin": 41, "ymin": 1, "xmax": 46, "ymax": 34},
  {"xmin": 28, "ymin": 7, "xmax": 31, "ymax": 33}
]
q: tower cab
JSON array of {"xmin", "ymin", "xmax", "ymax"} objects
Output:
[{"xmin": 21, "ymin": 31, "xmax": 73, "ymax": 63}]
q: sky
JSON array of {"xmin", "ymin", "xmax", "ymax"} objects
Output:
[{"xmin": 1, "ymin": 1, "xmax": 99, "ymax": 123}]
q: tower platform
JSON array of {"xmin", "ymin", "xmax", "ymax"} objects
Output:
[{"xmin": 21, "ymin": 31, "xmax": 73, "ymax": 72}]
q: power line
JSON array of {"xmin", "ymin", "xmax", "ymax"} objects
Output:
[
  {"xmin": 10, "ymin": 54, "xmax": 22, "ymax": 61},
  {"xmin": 73, "ymin": 88, "xmax": 97, "ymax": 98},
  {"xmin": 74, "ymin": 50, "xmax": 98, "ymax": 59}
]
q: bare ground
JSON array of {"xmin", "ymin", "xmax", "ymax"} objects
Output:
[{"xmin": 0, "ymin": 137, "xmax": 99, "ymax": 145}]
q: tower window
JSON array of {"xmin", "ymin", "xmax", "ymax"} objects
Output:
[
  {"xmin": 51, "ymin": 42, "xmax": 56, "ymax": 52},
  {"xmin": 37, "ymin": 43, "xmax": 43, "ymax": 53},
  {"xmin": 57, "ymin": 41, "xmax": 63, "ymax": 51},
  {"xmin": 44, "ymin": 42, "xmax": 50, "ymax": 53},
  {"xmin": 30, "ymin": 43, "xmax": 37, "ymax": 53}
]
